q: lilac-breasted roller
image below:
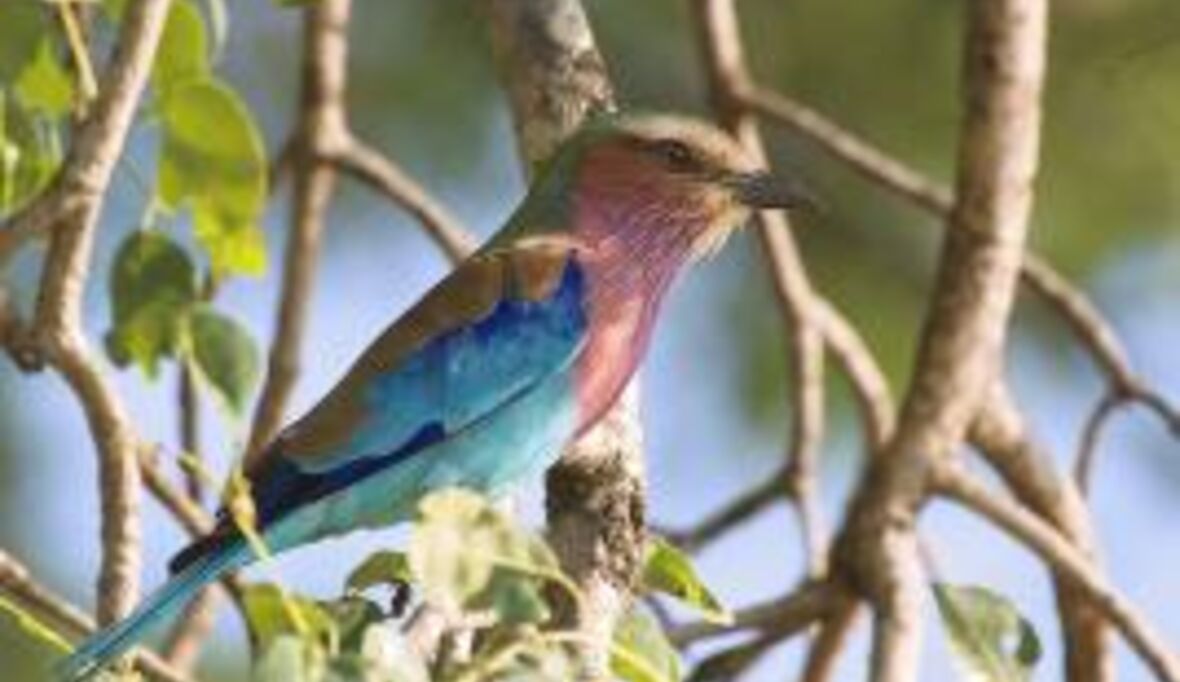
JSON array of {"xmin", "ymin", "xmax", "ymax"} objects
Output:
[{"xmin": 56, "ymin": 112, "xmax": 807, "ymax": 680}]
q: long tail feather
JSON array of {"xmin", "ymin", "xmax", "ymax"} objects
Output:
[{"xmin": 54, "ymin": 544, "xmax": 245, "ymax": 682}]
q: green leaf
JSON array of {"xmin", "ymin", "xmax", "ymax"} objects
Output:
[
  {"xmin": 932, "ymin": 583, "xmax": 1042, "ymax": 682},
  {"xmin": 253, "ymin": 634, "xmax": 324, "ymax": 682},
  {"xmin": 242, "ymin": 583, "xmax": 338, "ymax": 653},
  {"xmin": 408, "ymin": 489, "xmax": 567, "ymax": 611},
  {"xmin": 640, "ymin": 537, "xmax": 732, "ymax": 626},
  {"xmin": 0, "ymin": 92, "xmax": 61, "ymax": 215},
  {"xmin": 321, "ymin": 596, "xmax": 384, "ymax": 654},
  {"xmin": 470, "ymin": 568, "xmax": 550, "ymax": 625},
  {"xmin": 153, "ymin": 0, "xmax": 210, "ymax": 94},
  {"xmin": 15, "ymin": 39, "xmax": 73, "ymax": 119},
  {"xmin": 157, "ymin": 78, "xmax": 267, "ymax": 277},
  {"xmin": 610, "ymin": 606, "xmax": 682, "ymax": 682},
  {"xmin": 193, "ymin": 204, "xmax": 267, "ymax": 276},
  {"xmin": 0, "ymin": 3, "xmax": 45, "ymax": 82},
  {"xmin": 188, "ymin": 305, "xmax": 260, "ymax": 414},
  {"xmin": 345, "ymin": 551, "xmax": 413, "ymax": 595},
  {"xmin": 104, "ymin": 230, "xmax": 199, "ymax": 376}
]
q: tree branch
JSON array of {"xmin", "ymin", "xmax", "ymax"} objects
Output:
[
  {"xmin": 831, "ymin": 2, "xmax": 1049, "ymax": 679},
  {"xmin": 970, "ymin": 382, "xmax": 1112, "ymax": 680},
  {"xmin": 692, "ymin": 0, "xmax": 829, "ymax": 580},
  {"xmin": 1, "ymin": 0, "xmax": 175, "ymax": 625}
]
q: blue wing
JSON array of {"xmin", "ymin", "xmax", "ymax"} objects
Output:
[{"xmin": 172, "ymin": 242, "xmax": 588, "ymax": 571}]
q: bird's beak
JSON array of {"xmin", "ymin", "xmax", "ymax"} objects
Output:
[{"xmin": 728, "ymin": 171, "xmax": 818, "ymax": 212}]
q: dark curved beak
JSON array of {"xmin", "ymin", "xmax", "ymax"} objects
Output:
[{"xmin": 728, "ymin": 171, "xmax": 819, "ymax": 212}]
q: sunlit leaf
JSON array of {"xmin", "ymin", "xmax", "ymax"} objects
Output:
[
  {"xmin": 345, "ymin": 551, "xmax": 412, "ymax": 595},
  {"xmin": 640, "ymin": 537, "xmax": 732, "ymax": 626},
  {"xmin": 157, "ymin": 78, "xmax": 267, "ymax": 277},
  {"xmin": 610, "ymin": 606, "xmax": 681, "ymax": 682},
  {"xmin": 932, "ymin": 583, "xmax": 1041, "ymax": 682},
  {"xmin": 16, "ymin": 39, "xmax": 73, "ymax": 119},
  {"xmin": 242, "ymin": 583, "xmax": 338, "ymax": 654},
  {"xmin": 408, "ymin": 489, "xmax": 566, "ymax": 611},
  {"xmin": 470, "ymin": 568, "xmax": 550, "ymax": 625},
  {"xmin": 104, "ymin": 230, "xmax": 199, "ymax": 376},
  {"xmin": 0, "ymin": 93, "xmax": 61, "ymax": 215},
  {"xmin": 253, "ymin": 634, "xmax": 323, "ymax": 682},
  {"xmin": 188, "ymin": 305, "xmax": 260, "ymax": 414},
  {"xmin": 153, "ymin": 0, "xmax": 209, "ymax": 94}
]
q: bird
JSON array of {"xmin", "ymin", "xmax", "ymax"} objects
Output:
[{"xmin": 55, "ymin": 112, "xmax": 808, "ymax": 680}]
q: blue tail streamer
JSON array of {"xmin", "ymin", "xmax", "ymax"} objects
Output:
[{"xmin": 53, "ymin": 545, "xmax": 244, "ymax": 681}]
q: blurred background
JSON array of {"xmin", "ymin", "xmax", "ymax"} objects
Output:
[{"xmin": 2, "ymin": 0, "xmax": 1179, "ymax": 679}]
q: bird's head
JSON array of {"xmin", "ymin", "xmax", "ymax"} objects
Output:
[{"xmin": 532, "ymin": 112, "xmax": 811, "ymax": 260}]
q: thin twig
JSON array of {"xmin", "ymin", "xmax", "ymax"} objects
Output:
[
  {"xmin": 933, "ymin": 463, "xmax": 1180, "ymax": 682},
  {"xmin": 330, "ymin": 137, "xmax": 476, "ymax": 263},
  {"xmin": 670, "ymin": 473, "xmax": 785, "ymax": 552},
  {"xmin": 245, "ymin": 0, "xmax": 349, "ymax": 464},
  {"xmin": 0, "ymin": 549, "xmax": 196, "ymax": 682},
  {"xmin": 691, "ymin": 0, "xmax": 829, "ymax": 580},
  {"xmin": 1074, "ymin": 391, "xmax": 1123, "ymax": 496},
  {"xmin": 669, "ymin": 579, "xmax": 839, "ymax": 647},
  {"xmin": 741, "ymin": 58, "xmax": 1180, "ymax": 453},
  {"xmin": 971, "ymin": 381, "xmax": 1113, "ymax": 681}
]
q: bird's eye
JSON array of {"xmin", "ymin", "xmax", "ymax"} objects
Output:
[{"xmin": 654, "ymin": 139, "xmax": 698, "ymax": 170}]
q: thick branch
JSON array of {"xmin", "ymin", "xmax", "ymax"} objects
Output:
[{"xmin": 831, "ymin": 2, "xmax": 1048, "ymax": 680}]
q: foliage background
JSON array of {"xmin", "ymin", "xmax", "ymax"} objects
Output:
[{"xmin": 1, "ymin": 0, "xmax": 1179, "ymax": 679}]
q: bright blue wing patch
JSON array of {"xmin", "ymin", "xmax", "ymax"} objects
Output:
[{"xmin": 246, "ymin": 260, "xmax": 588, "ymax": 527}]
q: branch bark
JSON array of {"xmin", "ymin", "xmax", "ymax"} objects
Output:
[{"xmin": 830, "ymin": 2, "xmax": 1048, "ymax": 680}]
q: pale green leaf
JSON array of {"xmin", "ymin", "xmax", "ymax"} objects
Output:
[
  {"xmin": 253, "ymin": 635, "xmax": 323, "ymax": 682},
  {"xmin": 157, "ymin": 78, "xmax": 267, "ymax": 277},
  {"xmin": 153, "ymin": 0, "xmax": 209, "ymax": 94},
  {"xmin": 932, "ymin": 583, "xmax": 1041, "ymax": 682},
  {"xmin": 641, "ymin": 536, "xmax": 732, "ymax": 626},
  {"xmin": 188, "ymin": 305, "xmax": 260, "ymax": 414},
  {"xmin": 104, "ymin": 230, "xmax": 199, "ymax": 376},
  {"xmin": 408, "ymin": 489, "xmax": 566, "ymax": 611},
  {"xmin": 193, "ymin": 204, "xmax": 267, "ymax": 277},
  {"xmin": 16, "ymin": 39, "xmax": 73, "ymax": 119},
  {"xmin": 0, "ymin": 93, "xmax": 61, "ymax": 215},
  {"xmin": 242, "ymin": 583, "xmax": 337, "ymax": 654},
  {"xmin": 610, "ymin": 606, "xmax": 682, "ymax": 682},
  {"xmin": 345, "ymin": 551, "xmax": 413, "ymax": 595}
]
